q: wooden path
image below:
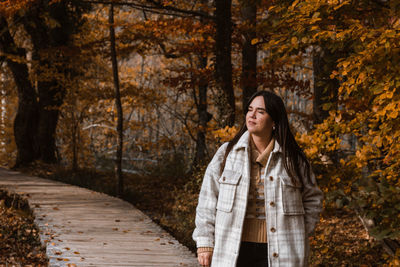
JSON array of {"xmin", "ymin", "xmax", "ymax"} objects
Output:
[{"xmin": 0, "ymin": 168, "xmax": 198, "ymax": 267}]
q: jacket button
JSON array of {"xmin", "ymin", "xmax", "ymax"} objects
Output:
[
  {"xmin": 273, "ymin": 252, "xmax": 279, "ymax": 258},
  {"xmin": 270, "ymin": 227, "xmax": 276, "ymax": 233},
  {"xmin": 270, "ymin": 201, "xmax": 275, "ymax": 207},
  {"xmin": 269, "ymin": 176, "xmax": 274, "ymax": 181},
  {"xmin": 222, "ymin": 177, "xmax": 226, "ymax": 181}
]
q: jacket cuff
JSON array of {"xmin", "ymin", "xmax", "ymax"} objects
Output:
[
  {"xmin": 195, "ymin": 237, "xmax": 214, "ymax": 248},
  {"xmin": 197, "ymin": 247, "xmax": 214, "ymax": 254}
]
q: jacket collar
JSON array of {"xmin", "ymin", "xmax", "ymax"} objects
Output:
[{"xmin": 234, "ymin": 130, "xmax": 282, "ymax": 154}]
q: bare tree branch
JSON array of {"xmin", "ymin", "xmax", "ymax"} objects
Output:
[{"xmin": 81, "ymin": 0, "xmax": 214, "ymax": 19}]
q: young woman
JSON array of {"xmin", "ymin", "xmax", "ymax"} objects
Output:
[{"xmin": 193, "ymin": 91, "xmax": 323, "ymax": 267}]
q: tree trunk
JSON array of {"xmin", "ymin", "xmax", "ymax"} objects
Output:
[
  {"xmin": 36, "ymin": 80, "xmax": 64, "ymax": 163},
  {"xmin": 312, "ymin": 48, "xmax": 339, "ymax": 124},
  {"xmin": 0, "ymin": 16, "xmax": 39, "ymax": 167},
  {"xmin": 214, "ymin": 0, "xmax": 235, "ymax": 127},
  {"xmin": 71, "ymin": 110, "xmax": 78, "ymax": 171},
  {"xmin": 240, "ymin": 1, "xmax": 257, "ymax": 111},
  {"xmin": 21, "ymin": 9, "xmax": 67, "ymax": 163},
  {"xmin": 194, "ymin": 55, "xmax": 209, "ymax": 167},
  {"xmin": 109, "ymin": 3, "xmax": 124, "ymax": 197},
  {"xmin": 193, "ymin": 0, "xmax": 211, "ymax": 167},
  {"xmin": 11, "ymin": 1, "xmax": 85, "ymax": 166}
]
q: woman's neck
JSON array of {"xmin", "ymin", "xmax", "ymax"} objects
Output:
[{"xmin": 251, "ymin": 133, "xmax": 272, "ymax": 153}]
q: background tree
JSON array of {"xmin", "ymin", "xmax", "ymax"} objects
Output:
[
  {"xmin": 0, "ymin": 0, "xmax": 88, "ymax": 167},
  {"xmin": 239, "ymin": 0, "xmax": 257, "ymax": 110},
  {"xmin": 109, "ymin": 3, "xmax": 124, "ymax": 196},
  {"xmin": 214, "ymin": 0, "xmax": 235, "ymax": 127},
  {"xmin": 256, "ymin": 0, "xmax": 400, "ymax": 258}
]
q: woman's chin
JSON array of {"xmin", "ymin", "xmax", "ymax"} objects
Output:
[{"xmin": 247, "ymin": 128, "xmax": 258, "ymax": 135}]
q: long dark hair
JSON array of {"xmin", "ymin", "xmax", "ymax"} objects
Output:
[{"xmin": 221, "ymin": 90, "xmax": 313, "ymax": 187}]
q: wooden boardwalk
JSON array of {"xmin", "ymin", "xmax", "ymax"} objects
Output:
[{"xmin": 0, "ymin": 168, "xmax": 198, "ymax": 267}]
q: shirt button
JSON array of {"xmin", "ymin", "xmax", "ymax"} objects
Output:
[
  {"xmin": 273, "ymin": 252, "xmax": 279, "ymax": 258},
  {"xmin": 270, "ymin": 227, "xmax": 276, "ymax": 233},
  {"xmin": 270, "ymin": 201, "xmax": 275, "ymax": 207},
  {"xmin": 269, "ymin": 176, "xmax": 274, "ymax": 181}
]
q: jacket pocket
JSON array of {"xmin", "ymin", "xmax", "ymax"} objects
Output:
[
  {"xmin": 216, "ymin": 170, "xmax": 242, "ymax": 212},
  {"xmin": 280, "ymin": 176, "xmax": 305, "ymax": 215}
]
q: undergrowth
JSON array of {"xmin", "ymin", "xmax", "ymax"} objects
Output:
[{"xmin": 0, "ymin": 190, "xmax": 48, "ymax": 266}]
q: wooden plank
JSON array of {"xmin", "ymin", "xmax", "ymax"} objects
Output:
[{"xmin": 0, "ymin": 168, "xmax": 198, "ymax": 267}]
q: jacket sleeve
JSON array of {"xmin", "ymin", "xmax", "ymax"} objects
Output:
[
  {"xmin": 302, "ymin": 168, "xmax": 324, "ymax": 236},
  {"xmin": 192, "ymin": 143, "xmax": 228, "ymax": 248}
]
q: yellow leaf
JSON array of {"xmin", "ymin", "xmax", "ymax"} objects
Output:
[
  {"xmin": 388, "ymin": 110, "xmax": 398, "ymax": 119},
  {"xmin": 357, "ymin": 72, "xmax": 366, "ymax": 84},
  {"xmin": 335, "ymin": 113, "xmax": 342, "ymax": 123},
  {"xmin": 393, "ymin": 19, "xmax": 400, "ymax": 29},
  {"xmin": 290, "ymin": 0, "xmax": 300, "ymax": 9},
  {"xmin": 251, "ymin": 38, "xmax": 259, "ymax": 45}
]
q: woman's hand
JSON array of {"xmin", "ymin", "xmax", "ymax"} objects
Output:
[{"xmin": 197, "ymin": 251, "xmax": 212, "ymax": 266}]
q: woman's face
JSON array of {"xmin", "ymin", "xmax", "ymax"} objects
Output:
[{"xmin": 246, "ymin": 95, "xmax": 275, "ymax": 137}]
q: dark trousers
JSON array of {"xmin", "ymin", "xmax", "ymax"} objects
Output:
[{"xmin": 236, "ymin": 241, "xmax": 269, "ymax": 267}]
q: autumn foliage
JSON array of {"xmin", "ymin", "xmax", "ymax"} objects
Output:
[
  {"xmin": 257, "ymin": 0, "xmax": 400, "ymax": 261},
  {"xmin": 0, "ymin": 190, "xmax": 48, "ymax": 265}
]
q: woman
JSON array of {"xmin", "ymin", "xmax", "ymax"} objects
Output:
[{"xmin": 193, "ymin": 91, "xmax": 323, "ymax": 267}]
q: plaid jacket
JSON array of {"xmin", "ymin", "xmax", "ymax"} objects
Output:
[{"xmin": 193, "ymin": 131, "xmax": 323, "ymax": 267}]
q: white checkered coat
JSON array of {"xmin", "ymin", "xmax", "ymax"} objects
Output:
[{"xmin": 193, "ymin": 131, "xmax": 323, "ymax": 267}]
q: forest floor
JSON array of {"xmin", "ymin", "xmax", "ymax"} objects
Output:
[
  {"xmin": 0, "ymin": 190, "xmax": 48, "ymax": 266},
  {"xmin": 14, "ymin": 162, "xmax": 391, "ymax": 266}
]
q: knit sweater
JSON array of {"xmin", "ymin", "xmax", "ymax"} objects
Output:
[{"xmin": 241, "ymin": 136, "xmax": 274, "ymax": 243}]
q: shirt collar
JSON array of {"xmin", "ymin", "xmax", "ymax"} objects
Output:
[
  {"xmin": 255, "ymin": 137, "xmax": 275, "ymax": 167},
  {"xmin": 234, "ymin": 130, "xmax": 282, "ymax": 154}
]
